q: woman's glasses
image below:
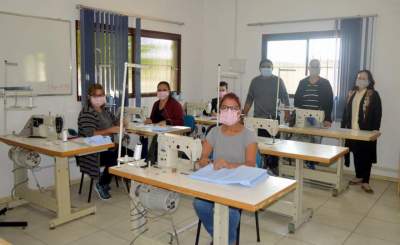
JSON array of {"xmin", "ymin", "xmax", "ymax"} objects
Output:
[{"xmin": 220, "ymin": 105, "xmax": 240, "ymax": 111}]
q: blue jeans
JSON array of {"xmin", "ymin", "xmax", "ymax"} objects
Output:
[{"xmin": 193, "ymin": 198, "xmax": 240, "ymax": 244}]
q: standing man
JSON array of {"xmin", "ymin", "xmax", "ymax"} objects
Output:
[
  {"xmin": 293, "ymin": 59, "xmax": 334, "ymax": 169},
  {"xmin": 243, "ymin": 59, "xmax": 290, "ymax": 175},
  {"xmin": 294, "ymin": 59, "xmax": 334, "ymax": 127}
]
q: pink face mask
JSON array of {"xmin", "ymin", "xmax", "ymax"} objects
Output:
[
  {"xmin": 157, "ymin": 91, "xmax": 170, "ymax": 100},
  {"xmin": 219, "ymin": 91, "xmax": 227, "ymax": 98},
  {"xmin": 220, "ymin": 109, "xmax": 240, "ymax": 126},
  {"xmin": 90, "ymin": 96, "xmax": 106, "ymax": 108}
]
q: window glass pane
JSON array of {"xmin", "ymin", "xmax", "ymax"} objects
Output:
[
  {"xmin": 308, "ymin": 38, "xmax": 340, "ymax": 96},
  {"xmin": 267, "ymin": 40, "xmax": 307, "ymax": 94},
  {"xmin": 141, "ymin": 37, "xmax": 178, "ymax": 93}
]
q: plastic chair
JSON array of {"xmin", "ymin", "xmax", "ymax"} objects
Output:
[{"xmin": 184, "ymin": 115, "xmax": 196, "ymax": 133}]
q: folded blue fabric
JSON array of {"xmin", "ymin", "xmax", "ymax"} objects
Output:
[
  {"xmin": 190, "ymin": 164, "xmax": 268, "ymax": 187},
  {"xmin": 84, "ymin": 135, "xmax": 112, "ymax": 145},
  {"xmin": 151, "ymin": 126, "xmax": 171, "ymax": 132}
]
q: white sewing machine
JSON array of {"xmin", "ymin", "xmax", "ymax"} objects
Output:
[
  {"xmin": 157, "ymin": 133, "xmax": 202, "ymax": 172},
  {"xmin": 18, "ymin": 114, "xmax": 63, "ymax": 139},
  {"xmin": 125, "ymin": 106, "xmax": 148, "ymax": 124},
  {"xmin": 185, "ymin": 101, "xmax": 208, "ymax": 117},
  {"xmin": 128, "ymin": 133, "xmax": 202, "ymax": 229},
  {"xmin": 244, "ymin": 117, "xmax": 280, "ymax": 144},
  {"xmin": 295, "ymin": 108, "xmax": 325, "ymax": 128}
]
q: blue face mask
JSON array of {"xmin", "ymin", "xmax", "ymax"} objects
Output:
[{"xmin": 260, "ymin": 67, "xmax": 273, "ymax": 77}]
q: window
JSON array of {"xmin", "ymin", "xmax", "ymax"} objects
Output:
[
  {"xmin": 262, "ymin": 31, "xmax": 340, "ymax": 95},
  {"xmin": 75, "ymin": 21, "xmax": 181, "ymax": 99},
  {"xmin": 138, "ymin": 30, "xmax": 180, "ymax": 95}
]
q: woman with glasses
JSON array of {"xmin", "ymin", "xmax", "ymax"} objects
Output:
[{"xmin": 193, "ymin": 92, "xmax": 257, "ymax": 245}]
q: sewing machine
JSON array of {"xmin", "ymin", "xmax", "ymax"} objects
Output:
[
  {"xmin": 128, "ymin": 133, "xmax": 202, "ymax": 227},
  {"xmin": 124, "ymin": 106, "xmax": 148, "ymax": 124},
  {"xmin": 244, "ymin": 117, "xmax": 280, "ymax": 144},
  {"xmin": 19, "ymin": 114, "xmax": 63, "ymax": 139},
  {"xmin": 186, "ymin": 101, "xmax": 209, "ymax": 117},
  {"xmin": 157, "ymin": 133, "xmax": 202, "ymax": 172},
  {"xmin": 295, "ymin": 108, "xmax": 325, "ymax": 128}
]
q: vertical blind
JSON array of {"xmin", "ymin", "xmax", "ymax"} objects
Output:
[{"xmin": 80, "ymin": 8, "xmax": 129, "ymax": 109}]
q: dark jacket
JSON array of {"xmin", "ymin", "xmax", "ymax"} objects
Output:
[
  {"xmin": 341, "ymin": 89, "xmax": 382, "ymax": 166},
  {"xmin": 294, "ymin": 77, "xmax": 334, "ymax": 122},
  {"xmin": 203, "ymin": 97, "xmax": 218, "ymax": 116},
  {"xmin": 150, "ymin": 97, "xmax": 184, "ymax": 126},
  {"xmin": 76, "ymin": 105, "xmax": 117, "ymax": 178}
]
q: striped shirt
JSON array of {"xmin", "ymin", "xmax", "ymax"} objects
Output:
[
  {"xmin": 299, "ymin": 82, "xmax": 321, "ymax": 110},
  {"xmin": 76, "ymin": 105, "xmax": 117, "ymax": 178},
  {"xmin": 294, "ymin": 77, "xmax": 334, "ymax": 122}
]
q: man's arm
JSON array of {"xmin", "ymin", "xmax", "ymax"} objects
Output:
[{"xmin": 243, "ymin": 80, "xmax": 255, "ymax": 115}]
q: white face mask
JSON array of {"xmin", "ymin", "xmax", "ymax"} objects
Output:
[{"xmin": 356, "ymin": 79, "xmax": 369, "ymax": 89}]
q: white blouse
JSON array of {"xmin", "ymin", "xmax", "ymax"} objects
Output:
[{"xmin": 351, "ymin": 89, "xmax": 367, "ymax": 130}]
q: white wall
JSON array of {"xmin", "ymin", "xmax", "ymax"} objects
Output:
[
  {"xmin": 202, "ymin": 0, "xmax": 400, "ymax": 177},
  {"xmin": 0, "ymin": 0, "xmax": 205, "ymax": 198}
]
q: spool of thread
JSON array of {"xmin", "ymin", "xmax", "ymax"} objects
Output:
[
  {"xmin": 62, "ymin": 129, "xmax": 68, "ymax": 142},
  {"xmin": 134, "ymin": 144, "xmax": 142, "ymax": 161}
]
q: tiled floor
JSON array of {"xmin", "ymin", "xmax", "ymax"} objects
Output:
[{"xmin": 0, "ymin": 179, "xmax": 399, "ymax": 245}]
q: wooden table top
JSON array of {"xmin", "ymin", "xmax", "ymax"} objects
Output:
[
  {"xmin": 194, "ymin": 116, "xmax": 218, "ymax": 126},
  {"xmin": 126, "ymin": 123, "xmax": 191, "ymax": 137},
  {"xmin": 278, "ymin": 125, "xmax": 381, "ymax": 141},
  {"xmin": 257, "ymin": 138, "xmax": 349, "ymax": 164},
  {"xmin": 110, "ymin": 164, "xmax": 296, "ymax": 212},
  {"xmin": 0, "ymin": 135, "xmax": 114, "ymax": 157}
]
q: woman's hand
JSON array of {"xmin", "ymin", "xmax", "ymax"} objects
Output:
[
  {"xmin": 197, "ymin": 158, "xmax": 209, "ymax": 168},
  {"xmin": 144, "ymin": 118, "xmax": 152, "ymax": 124},
  {"xmin": 157, "ymin": 121, "xmax": 167, "ymax": 126},
  {"xmin": 213, "ymin": 158, "xmax": 229, "ymax": 170}
]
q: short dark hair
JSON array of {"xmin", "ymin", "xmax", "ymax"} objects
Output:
[
  {"xmin": 219, "ymin": 81, "xmax": 228, "ymax": 89},
  {"xmin": 259, "ymin": 59, "xmax": 273, "ymax": 68},
  {"xmin": 220, "ymin": 92, "xmax": 241, "ymax": 109},
  {"xmin": 356, "ymin": 69, "xmax": 375, "ymax": 89}
]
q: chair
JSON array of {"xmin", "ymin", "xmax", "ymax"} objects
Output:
[
  {"xmin": 78, "ymin": 171, "xmax": 126, "ymax": 203},
  {"xmin": 195, "ymin": 210, "xmax": 260, "ymax": 245},
  {"xmin": 184, "ymin": 115, "xmax": 197, "ymax": 135}
]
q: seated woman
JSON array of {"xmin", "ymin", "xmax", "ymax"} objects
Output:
[
  {"xmin": 193, "ymin": 93, "xmax": 257, "ymax": 245},
  {"xmin": 77, "ymin": 84, "xmax": 131, "ymax": 200},
  {"xmin": 145, "ymin": 81, "xmax": 184, "ymax": 126}
]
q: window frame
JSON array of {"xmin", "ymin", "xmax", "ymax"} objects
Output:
[
  {"xmin": 75, "ymin": 20, "xmax": 181, "ymax": 100},
  {"xmin": 261, "ymin": 31, "xmax": 340, "ymax": 97}
]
